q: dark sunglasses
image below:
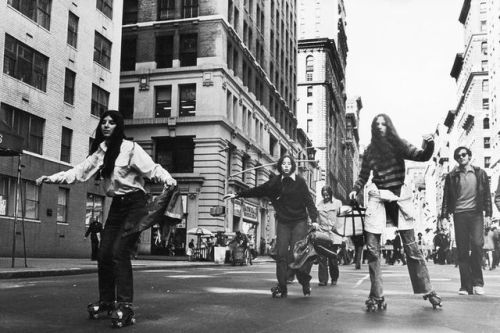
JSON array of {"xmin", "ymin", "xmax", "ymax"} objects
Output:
[{"xmin": 458, "ymin": 153, "xmax": 468, "ymax": 158}]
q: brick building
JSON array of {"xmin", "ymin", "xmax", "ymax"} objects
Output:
[
  {"xmin": 119, "ymin": 0, "xmax": 316, "ymax": 256},
  {"xmin": 0, "ymin": 0, "xmax": 122, "ymax": 257}
]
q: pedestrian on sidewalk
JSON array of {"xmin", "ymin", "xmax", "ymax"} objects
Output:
[
  {"xmin": 224, "ymin": 155, "xmax": 318, "ymax": 298},
  {"xmin": 84, "ymin": 218, "xmax": 103, "ymax": 261},
  {"xmin": 314, "ymin": 185, "xmax": 342, "ymax": 286},
  {"xmin": 442, "ymin": 146, "xmax": 491, "ymax": 296},
  {"xmin": 349, "ymin": 113, "xmax": 442, "ymax": 310},
  {"xmin": 391, "ymin": 230, "xmax": 406, "ymax": 265},
  {"xmin": 36, "ymin": 110, "xmax": 176, "ymax": 327}
]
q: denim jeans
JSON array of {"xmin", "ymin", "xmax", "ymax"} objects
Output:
[
  {"xmin": 365, "ymin": 229, "xmax": 433, "ymax": 299},
  {"xmin": 276, "ymin": 220, "xmax": 311, "ymax": 288},
  {"xmin": 318, "ymin": 245, "xmax": 339, "ymax": 283},
  {"xmin": 454, "ymin": 211, "xmax": 484, "ymax": 291},
  {"xmin": 98, "ymin": 191, "xmax": 147, "ymax": 304}
]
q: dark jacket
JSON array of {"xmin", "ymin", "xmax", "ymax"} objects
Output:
[
  {"xmin": 441, "ymin": 165, "xmax": 492, "ymax": 217},
  {"xmin": 237, "ymin": 174, "xmax": 318, "ymax": 224},
  {"xmin": 85, "ymin": 221, "xmax": 103, "ymax": 243}
]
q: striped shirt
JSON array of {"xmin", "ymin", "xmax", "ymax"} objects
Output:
[{"xmin": 353, "ymin": 139, "xmax": 434, "ymax": 193}]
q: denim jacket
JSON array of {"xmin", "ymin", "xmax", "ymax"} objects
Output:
[{"xmin": 364, "ymin": 183, "xmax": 415, "ymax": 234}]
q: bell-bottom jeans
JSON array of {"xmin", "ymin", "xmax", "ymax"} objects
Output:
[
  {"xmin": 276, "ymin": 220, "xmax": 312, "ymax": 289},
  {"xmin": 98, "ymin": 191, "xmax": 147, "ymax": 304}
]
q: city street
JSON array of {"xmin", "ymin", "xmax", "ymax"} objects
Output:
[{"xmin": 1, "ymin": 261, "xmax": 500, "ymax": 332}]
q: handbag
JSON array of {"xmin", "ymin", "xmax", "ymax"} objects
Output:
[
  {"xmin": 310, "ymin": 231, "xmax": 338, "ymax": 259},
  {"xmin": 334, "ymin": 200, "xmax": 365, "ymax": 237},
  {"xmin": 289, "ymin": 235, "xmax": 318, "ymax": 270},
  {"xmin": 122, "ymin": 186, "xmax": 183, "ymax": 237}
]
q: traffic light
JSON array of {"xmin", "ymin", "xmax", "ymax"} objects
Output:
[{"xmin": 320, "ymin": 169, "xmax": 326, "ymax": 181}]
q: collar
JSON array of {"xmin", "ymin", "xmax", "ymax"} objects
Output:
[
  {"xmin": 281, "ymin": 173, "xmax": 296, "ymax": 181},
  {"xmin": 457, "ymin": 164, "xmax": 474, "ymax": 174}
]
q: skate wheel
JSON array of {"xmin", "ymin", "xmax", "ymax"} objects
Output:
[
  {"xmin": 89, "ymin": 313, "xmax": 98, "ymax": 320},
  {"xmin": 112, "ymin": 321, "xmax": 123, "ymax": 328}
]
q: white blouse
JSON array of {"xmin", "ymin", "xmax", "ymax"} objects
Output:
[{"xmin": 46, "ymin": 140, "xmax": 175, "ymax": 197}]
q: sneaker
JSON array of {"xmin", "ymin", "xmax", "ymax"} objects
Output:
[
  {"xmin": 473, "ymin": 286, "xmax": 485, "ymax": 295},
  {"xmin": 458, "ymin": 289, "xmax": 469, "ymax": 295}
]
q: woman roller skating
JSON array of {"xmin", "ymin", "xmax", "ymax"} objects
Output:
[
  {"xmin": 349, "ymin": 114, "xmax": 442, "ymax": 311},
  {"xmin": 225, "ymin": 155, "xmax": 318, "ymax": 298},
  {"xmin": 37, "ymin": 110, "xmax": 177, "ymax": 327}
]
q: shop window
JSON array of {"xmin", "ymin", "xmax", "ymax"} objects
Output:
[{"xmin": 86, "ymin": 193, "xmax": 104, "ymax": 226}]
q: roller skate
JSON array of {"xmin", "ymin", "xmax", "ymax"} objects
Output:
[
  {"xmin": 302, "ymin": 282, "xmax": 311, "ymax": 296},
  {"xmin": 270, "ymin": 285, "xmax": 287, "ymax": 298},
  {"xmin": 87, "ymin": 301, "xmax": 114, "ymax": 319},
  {"xmin": 423, "ymin": 291, "xmax": 442, "ymax": 309},
  {"xmin": 365, "ymin": 297, "xmax": 387, "ymax": 312},
  {"xmin": 110, "ymin": 303, "xmax": 136, "ymax": 328}
]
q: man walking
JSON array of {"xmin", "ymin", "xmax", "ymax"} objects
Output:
[
  {"xmin": 442, "ymin": 146, "xmax": 492, "ymax": 295},
  {"xmin": 84, "ymin": 218, "xmax": 103, "ymax": 261}
]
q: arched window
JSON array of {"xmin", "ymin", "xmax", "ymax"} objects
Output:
[{"xmin": 483, "ymin": 117, "xmax": 490, "ymax": 129}]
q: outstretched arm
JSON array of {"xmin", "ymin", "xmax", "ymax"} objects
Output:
[{"xmin": 402, "ymin": 136, "xmax": 434, "ymax": 162}]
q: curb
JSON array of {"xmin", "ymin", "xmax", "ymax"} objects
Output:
[{"xmin": 0, "ymin": 259, "xmax": 275, "ymax": 280}]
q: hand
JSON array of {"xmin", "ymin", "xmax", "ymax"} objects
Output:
[
  {"xmin": 349, "ymin": 191, "xmax": 357, "ymax": 201},
  {"xmin": 223, "ymin": 193, "xmax": 237, "ymax": 200},
  {"xmin": 422, "ymin": 134, "xmax": 434, "ymax": 142},
  {"xmin": 165, "ymin": 178, "xmax": 177, "ymax": 187},
  {"xmin": 311, "ymin": 222, "xmax": 319, "ymax": 230},
  {"xmin": 36, "ymin": 176, "xmax": 50, "ymax": 186}
]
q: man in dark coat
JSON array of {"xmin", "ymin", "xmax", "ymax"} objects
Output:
[{"xmin": 85, "ymin": 218, "xmax": 103, "ymax": 261}]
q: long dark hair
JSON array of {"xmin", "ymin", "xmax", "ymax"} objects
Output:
[
  {"xmin": 321, "ymin": 185, "xmax": 333, "ymax": 203},
  {"xmin": 90, "ymin": 110, "xmax": 125, "ymax": 179},
  {"xmin": 367, "ymin": 113, "xmax": 405, "ymax": 167},
  {"xmin": 276, "ymin": 154, "xmax": 296, "ymax": 175}
]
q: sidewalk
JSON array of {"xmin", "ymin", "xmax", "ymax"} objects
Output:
[{"xmin": 0, "ymin": 256, "xmax": 274, "ymax": 279}]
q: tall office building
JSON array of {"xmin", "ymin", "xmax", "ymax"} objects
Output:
[
  {"xmin": 120, "ymin": 0, "xmax": 315, "ymax": 256},
  {"xmin": 297, "ymin": 0, "xmax": 349, "ymax": 200},
  {"xmin": 0, "ymin": 0, "xmax": 122, "ymax": 257}
]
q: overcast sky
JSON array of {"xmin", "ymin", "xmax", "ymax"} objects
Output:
[{"xmin": 344, "ymin": 0, "xmax": 464, "ymax": 147}]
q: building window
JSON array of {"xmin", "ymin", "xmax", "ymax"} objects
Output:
[
  {"xmin": 179, "ymin": 34, "xmax": 197, "ymax": 66},
  {"xmin": 119, "ymin": 88, "xmax": 134, "ymax": 119},
  {"xmin": 484, "ymin": 137, "xmax": 491, "ymax": 149},
  {"xmin": 123, "ymin": 0, "xmax": 138, "ymax": 24},
  {"xmin": 159, "ymin": 0, "xmax": 176, "ymax": 20},
  {"xmin": 86, "ymin": 194, "xmax": 104, "ymax": 226},
  {"xmin": 482, "ymin": 80, "xmax": 489, "ymax": 92},
  {"xmin": 1, "ymin": 103, "xmax": 44, "ymax": 154},
  {"xmin": 91, "ymin": 84, "xmax": 109, "ymax": 117},
  {"xmin": 23, "ymin": 181, "xmax": 39, "ymax": 219},
  {"xmin": 3, "ymin": 34, "xmax": 49, "ymax": 91},
  {"xmin": 121, "ymin": 37, "xmax": 136, "ymax": 71},
  {"xmin": 96, "ymin": 0, "xmax": 113, "ymax": 19},
  {"xmin": 483, "ymin": 98, "xmax": 489, "ymax": 110},
  {"xmin": 179, "ymin": 84, "xmax": 196, "ymax": 116},
  {"xmin": 0, "ymin": 176, "xmax": 39, "ymax": 218},
  {"xmin": 307, "ymin": 86, "xmax": 313, "ymax": 97},
  {"xmin": 481, "ymin": 60, "xmax": 488, "ymax": 72},
  {"xmin": 307, "ymin": 103, "xmax": 312, "ymax": 114},
  {"xmin": 481, "ymin": 42, "xmax": 488, "ymax": 55},
  {"xmin": 57, "ymin": 187, "xmax": 69, "ymax": 223},
  {"xmin": 67, "ymin": 11, "xmax": 79, "ymax": 48},
  {"xmin": 60, "ymin": 127, "xmax": 72, "ymax": 163},
  {"xmin": 485, "ymin": 156, "xmax": 491, "ymax": 168},
  {"xmin": 155, "ymin": 86, "xmax": 172, "ymax": 117},
  {"xmin": 307, "ymin": 119, "xmax": 312, "ymax": 133},
  {"xmin": 8, "ymin": 0, "xmax": 52, "ymax": 30},
  {"xmin": 484, "ymin": 117, "xmax": 490, "ymax": 129},
  {"xmin": 94, "ymin": 32, "xmax": 112, "ymax": 69},
  {"xmin": 155, "ymin": 136, "xmax": 195, "ymax": 173},
  {"xmin": 182, "ymin": 0, "xmax": 198, "ymax": 18},
  {"xmin": 64, "ymin": 68, "xmax": 76, "ymax": 105},
  {"xmin": 156, "ymin": 35, "xmax": 174, "ymax": 68},
  {"xmin": 480, "ymin": 20, "xmax": 487, "ymax": 32}
]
